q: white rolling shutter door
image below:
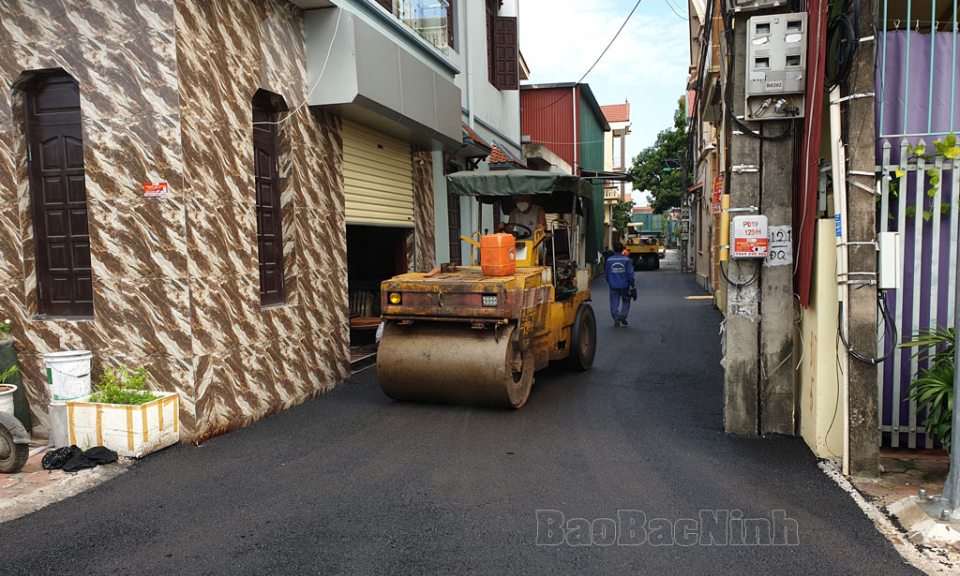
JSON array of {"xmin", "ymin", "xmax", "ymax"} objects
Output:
[{"xmin": 342, "ymin": 120, "xmax": 414, "ymax": 226}]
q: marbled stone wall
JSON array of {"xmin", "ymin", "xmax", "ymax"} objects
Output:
[
  {"xmin": 412, "ymin": 148, "xmax": 435, "ymax": 272},
  {"xmin": 176, "ymin": 0, "xmax": 348, "ymax": 443},
  {"xmin": 0, "ymin": 0, "xmax": 190, "ymax": 436},
  {"xmin": 0, "ymin": 0, "xmax": 349, "ymax": 443}
]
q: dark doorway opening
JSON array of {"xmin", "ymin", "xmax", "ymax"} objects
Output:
[{"xmin": 346, "ymin": 225, "xmax": 409, "ymax": 368}]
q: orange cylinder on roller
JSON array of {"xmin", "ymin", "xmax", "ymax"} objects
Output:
[{"xmin": 480, "ymin": 233, "xmax": 517, "ymax": 276}]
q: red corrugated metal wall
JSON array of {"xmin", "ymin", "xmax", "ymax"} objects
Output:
[
  {"xmin": 520, "ymin": 87, "xmax": 576, "ymax": 169},
  {"xmin": 795, "ymin": 0, "xmax": 829, "ymax": 307}
]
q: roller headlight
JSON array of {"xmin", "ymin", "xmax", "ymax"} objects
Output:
[
  {"xmin": 482, "ymin": 295, "xmax": 498, "ymax": 307},
  {"xmin": 389, "ymin": 292, "xmax": 402, "ymax": 305}
]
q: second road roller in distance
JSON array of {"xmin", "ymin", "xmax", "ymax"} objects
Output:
[{"xmin": 376, "ymin": 170, "xmax": 598, "ymax": 409}]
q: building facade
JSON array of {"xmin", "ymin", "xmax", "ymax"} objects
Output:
[
  {"xmin": 601, "ymin": 102, "xmax": 631, "ymax": 247},
  {"xmin": 445, "ymin": 0, "xmax": 524, "ymax": 266},
  {"xmin": 520, "ymin": 83, "xmax": 609, "ymax": 269},
  {"xmin": 0, "ymin": 0, "xmax": 511, "ymax": 443}
]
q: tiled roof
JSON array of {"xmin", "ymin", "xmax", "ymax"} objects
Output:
[
  {"xmin": 489, "ymin": 140, "xmax": 527, "ymax": 169},
  {"xmin": 462, "ymin": 123, "xmax": 491, "ymax": 150},
  {"xmin": 601, "ymin": 102, "xmax": 630, "ymax": 123}
]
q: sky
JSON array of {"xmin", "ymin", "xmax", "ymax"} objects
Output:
[{"xmin": 518, "ymin": 0, "xmax": 690, "ymax": 187}]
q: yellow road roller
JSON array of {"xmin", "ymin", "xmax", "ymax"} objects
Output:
[
  {"xmin": 625, "ymin": 223, "xmax": 662, "ymax": 270},
  {"xmin": 377, "ymin": 170, "xmax": 597, "ymax": 408}
]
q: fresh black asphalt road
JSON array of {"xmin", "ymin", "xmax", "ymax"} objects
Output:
[{"xmin": 0, "ymin": 252, "xmax": 922, "ymax": 575}]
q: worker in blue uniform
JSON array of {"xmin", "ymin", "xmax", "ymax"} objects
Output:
[{"xmin": 604, "ymin": 242, "xmax": 635, "ymax": 328}]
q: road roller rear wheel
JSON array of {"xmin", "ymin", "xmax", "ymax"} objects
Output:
[
  {"xmin": 564, "ymin": 303, "xmax": 596, "ymax": 371},
  {"xmin": 506, "ymin": 342, "xmax": 534, "ymax": 409}
]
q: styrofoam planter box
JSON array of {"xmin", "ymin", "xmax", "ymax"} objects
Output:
[{"xmin": 67, "ymin": 392, "xmax": 179, "ymax": 458}]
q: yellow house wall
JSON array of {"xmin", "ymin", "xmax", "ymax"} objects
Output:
[{"xmin": 797, "ymin": 219, "xmax": 843, "ymax": 458}]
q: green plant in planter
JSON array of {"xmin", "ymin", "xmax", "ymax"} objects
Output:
[
  {"xmin": 901, "ymin": 327, "xmax": 955, "ymax": 450},
  {"xmin": 89, "ymin": 365, "xmax": 159, "ymax": 406},
  {"xmin": 0, "ymin": 364, "xmax": 18, "ymax": 384}
]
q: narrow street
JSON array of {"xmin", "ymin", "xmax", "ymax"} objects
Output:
[{"xmin": 0, "ymin": 252, "xmax": 919, "ymax": 575}]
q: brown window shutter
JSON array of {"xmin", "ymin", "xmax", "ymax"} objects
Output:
[
  {"xmin": 446, "ymin": 0, "xmax": 455, "ymax": 49},
  {"xmin": 493, "ymin": 16, "xmax": 518, "ymax": 90},
  {"xmin": 252, "ymin": 92, "xmax": 286, "ymax": 307},
  {"xmin": 486, "ymin": 0, "xmax": 496, "ymax": 83}
]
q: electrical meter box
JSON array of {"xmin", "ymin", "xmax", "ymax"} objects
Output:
[
  {"xmin": 878, "ymin": 231, "xmax": 901, "ymax": 290},
  {"xmin": 726, "ymin": 0, "xmax": 787, "ymax": 13},
  {"xmin": 745, "ymin": 13, "xmax": 807, "ymax": 121},
  {"xmin": 730, "ymin": 215, "xmax": 769, "ymax": 259}
]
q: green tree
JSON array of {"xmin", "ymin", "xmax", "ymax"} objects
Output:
[
  {"xmin": 611, "ymin": 201, "xmax": 635, "ymax": 240},
  {"xmin": 628, "ymin": 97, "xmax": 687, "ymax": 214}
]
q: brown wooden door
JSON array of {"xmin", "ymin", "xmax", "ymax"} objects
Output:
[
  {"xmin": 25, "ymin": 74, "xmax": 93, "ymax": 317},
  {"xmin": 253, "ymin": 97, "xmax": 285, "ymax": 306}
]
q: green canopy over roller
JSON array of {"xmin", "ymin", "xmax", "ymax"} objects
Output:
[{"xmin": 448, "ymin": 170, "xmax": 593, "ymax": 199}]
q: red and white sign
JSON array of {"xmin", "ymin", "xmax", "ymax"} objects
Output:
[
  {"xmin": 143, "ymin": 182, "xmax": 168, "ymax": 197},
  {"xmin": 712, "ymin": 173, "xmax": 725, "ymax": 204},
  {"xmin": 731, "ymin": 215, "xmax": 769, "ymax": 259},
  {"xmin": 711, "ymin": 174, "xmax": 724, "ymax": 215}
]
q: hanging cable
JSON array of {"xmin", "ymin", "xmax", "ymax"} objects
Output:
[
  {"xmin": 837, "ymin": 289, "xmax": 898, "ymax": 364},
  {"xmin": 825, "ymin": 0, "xmax": 861, "ymax": 90},
  {"xmin": 252, "ymin": 4, "xmax": 343, "ymax": 126},
  {"xmin": 522, "ymin": 0, "xmax": 645, "ymax": 114},
  {"xmin": 664, "ymin": 0, "xmax": 688, "ymax": 20},
  {"xmin": 719, "ymin": 259, "xmax": 760, "ymax": 288}
]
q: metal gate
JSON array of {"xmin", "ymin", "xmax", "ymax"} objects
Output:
[
  {"xmin": 875, "ymin": 12, "xmax": 960, "ymax": 447},
  {"xmin": 878, "ymin": 141, "xmax": 960, "ymax": 448}
]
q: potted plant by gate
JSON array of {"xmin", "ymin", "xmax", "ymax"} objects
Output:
[
  {"xmin": 0, "ymin": 362, "xmax": 29, "ymax": 472},
  {"xmin": 0, "ymin": 364, "xmax": 19, "ymax": 414},
  {"xmin": 67, "ymin": 365, "xmax": 179, "ymax": 458},
  {"xmin": 0, "ymin": 318, "xmax": 29, "ymax": 473},
  {"xmin": 0, "ymin": 318, "xmax": 30, "ymax": 431},
  {"xmin": 902, "ymin": 328, "xmax": 954, "ymax": 452}
]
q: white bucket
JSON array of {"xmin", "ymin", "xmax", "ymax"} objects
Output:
[
  {"xmin": 44, "ymin": 350, "xmax": 93, "ymax": 401},
  {"xmin": 0, "ymin": 384, "xmax": 16, "ymax": 414}
]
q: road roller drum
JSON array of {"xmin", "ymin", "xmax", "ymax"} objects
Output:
[{"xmin": 377, "ymin": 323, "xmax": 533, "ymax": 408}]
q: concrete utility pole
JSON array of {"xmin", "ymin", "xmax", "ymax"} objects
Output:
[
  {"xmin": 759, "ymin": 119, "xmax": 795, "ymax": 435},
  {"xmin": 843, "ymin": 0, "xmax": 879, "ymax": 477},
  {"xmin": 723, "ymin": 18, "xmax": 761, "ymax": 435},
  {"xmin": 936, "ymin": 235, "xmax": 960, "ymax": 518}
]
